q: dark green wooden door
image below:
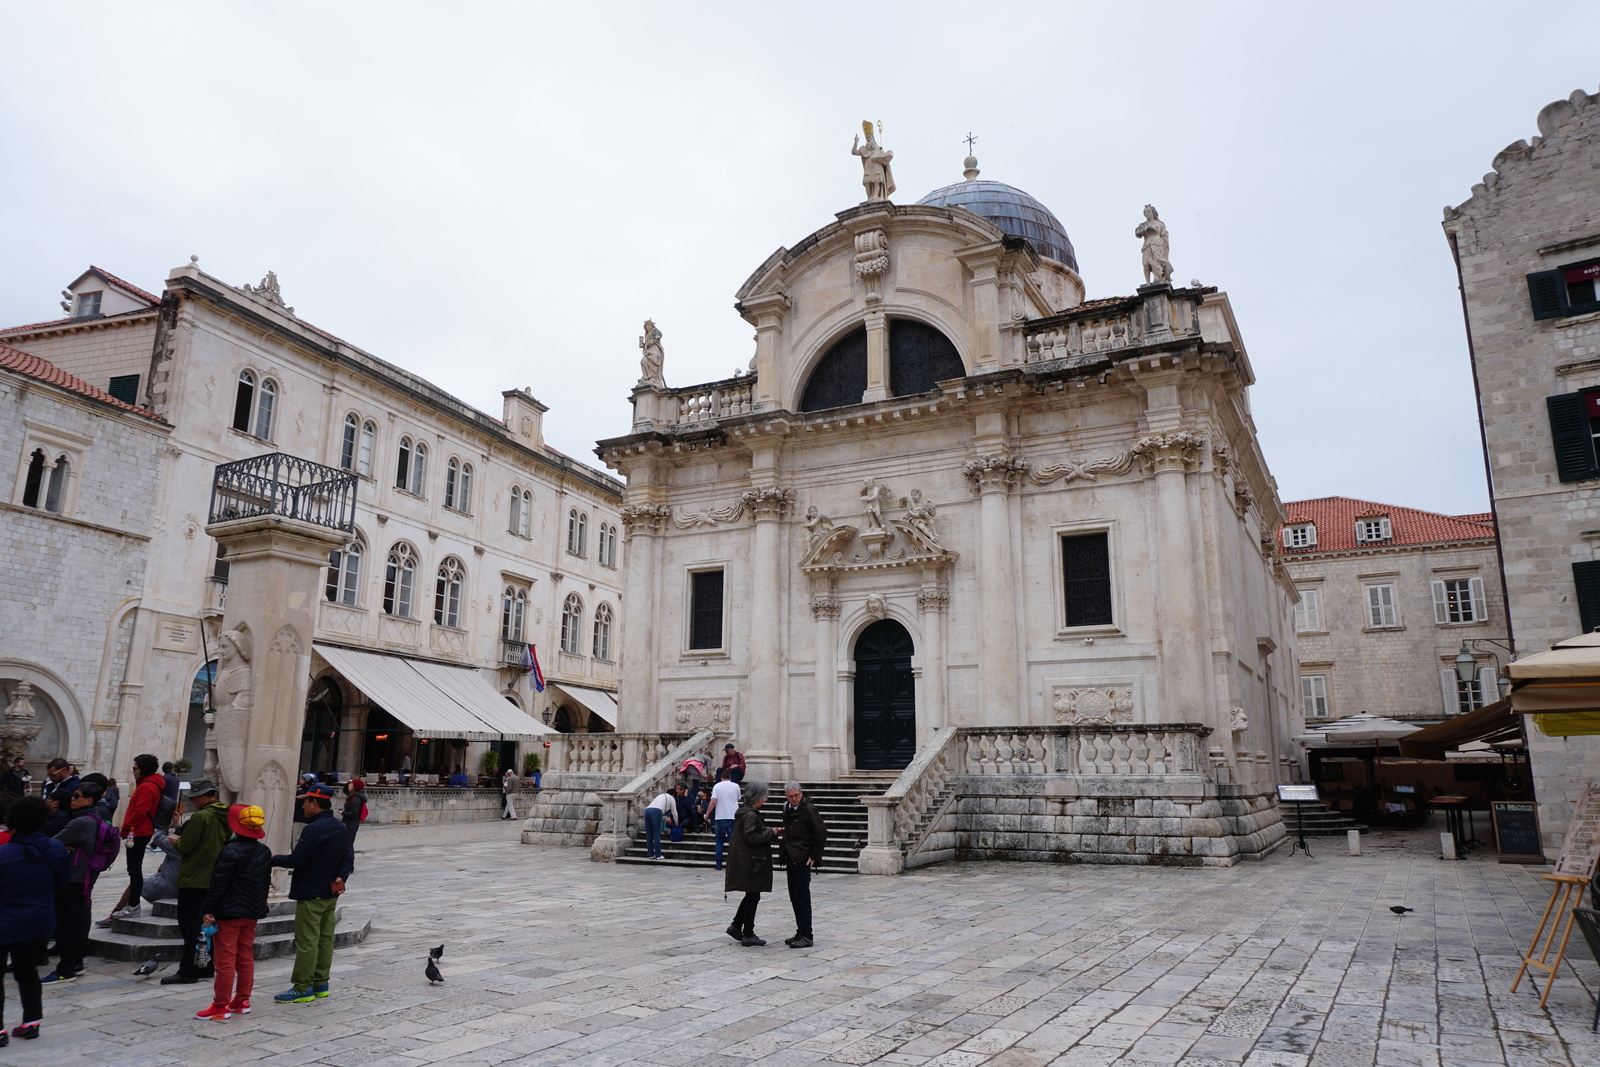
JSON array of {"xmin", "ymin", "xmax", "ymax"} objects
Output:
[{"xmin": 853, "ymin": 619, "xmax": 916, "ymax": 770}]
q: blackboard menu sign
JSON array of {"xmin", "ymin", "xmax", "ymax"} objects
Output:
[{"xmin": 1492, "ymin": 801, "xmax": 1545, "ymax": 864}]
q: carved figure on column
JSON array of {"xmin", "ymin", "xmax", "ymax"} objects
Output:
[
  {"xmin": 0, "ymin": 679, "xmax": 44, "ymax": 764},
  {"xmin": 1132, "ymin": 431, "xmax": 1204, "ymax": 474},
  {"xmin": 1135, "ymin": 205, "xmax": 1172, "ymax": 285},
  {"xmin": 851, "ymin": 121, "xmax": 896, "ymax": 202},
  {"xmin": 741, "ymin": 485, "xmax": 795, "ymax": 521},
  {"xmin": 802, "ymin": 505, "xmax": 834, "ymax": 546},
  {"xmin": 211, "ymin": 627, "xmax": 254, "ymax": 794},
  {"xmin": 859, "ymin": 479, "xmax": 888, "ymax": 530},
  {"xmin": 810, "ymin": 594, "xmax": 842, "ymax": 621},
  {"xmin": 864, "ymin": 593, "xmax": 888, "ymax": 621},
  {"xmin": 638, "ymin": 319, "xmax": 665, "ymax": 387},
  {"xmin": 899, "ymin": 489, "xmax": 938, "ymax": 543}
]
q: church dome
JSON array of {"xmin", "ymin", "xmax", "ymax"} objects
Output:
[{"xmin": 916, "ymin": 179, "xmax": 1078, "ymax": 272}]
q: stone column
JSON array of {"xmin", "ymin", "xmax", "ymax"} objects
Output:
[
  {"xmin": 862, "ymin": 308, "xmax": 890, "ymax": 403},
  {"xmin": 917, "ymin": 580, "xmax": 949, "ymax": 743},
  {"xmin": 744, "ymin": 484, "xmax": 794, "ymax": 781},
  {"xmin": 205, "ymin": 513, "xmax": 349, "ymax": 861},
  {"xmin": 964, "ymin": 454, "xmax": 1026, "ymax": 725},
  {"xmin": 1134, "ymin": 432, "xmax": 1207, "ymax": 723},
  {"xmin": 742, "ymin": 292, "xmax": 791, "ymax": 412},
  {"xmin": 810, "ymin": 585, "xmax": 841, "ymax": 777},
  {"xmin": 619, "ymin": 502, "xmax": 670, "ymax": 731}
]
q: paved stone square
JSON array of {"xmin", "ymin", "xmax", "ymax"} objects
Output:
[{"xmin": 20, "ymin": 823, "xmax": 1600, "ymax": 1067}]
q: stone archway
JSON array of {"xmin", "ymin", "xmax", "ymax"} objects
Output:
[{"xmin": 853, "ymin": 618, "xmax": 916, "ymax": 770}]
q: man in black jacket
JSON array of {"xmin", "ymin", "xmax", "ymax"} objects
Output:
[
  {"xmin": 1, "ymin": 756, "xmax": 28, "ymax": 798},
  {"xmin": 271, "ymin": 784, "xmax": 353, "ymax": 1003},
  {"xmin": 780, "ymin": 782, "xmax": 828, "ymax": 949}
]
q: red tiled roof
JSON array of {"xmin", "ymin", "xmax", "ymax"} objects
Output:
[
  {"xmin": 86, "ymin": 265, "xmax": 162, "ymax": 306},
  {"xmin": 0, "ymin": 306, "xmax": 156, "ymax": 335},
  {"xmin": 0, "ymin": 341, "xmax": 161, "ymax": 419},
  {"xmin": 1455, "ymin": 512, "xmax": 1495, "ymax": 525},
  {"xmin": 1277, "ymin": 496, "xmax": 1495, "ymax": 553},
  {"xmin": 0, "ymin": 265, "xmax": 162, "ymax": 336}
]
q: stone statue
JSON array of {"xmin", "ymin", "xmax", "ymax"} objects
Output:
[
  {"xmin": 802, "ymin": 505, "xmax": 834, "ymax": 544},
  {"xmin": 638, "ymin": 319, "xmax": 665, "ymax": 386},
  {"xmin": 1135, "ymin": 205, "xmax": 1172, "ymax": 285},
  {"xmin": 851, "ymin": 121, "xmax": 896, "ymax": 203},
  {"xmin": 211, "ymin": 627, "xmax": 254, "ymax": 793},
  {"xmin": 899, "ymin": 488, "xmax": 938, "ymax": 544},
  {"xmin": 859, "ymin": 479, "xmax": 888, "ymax": 530}
]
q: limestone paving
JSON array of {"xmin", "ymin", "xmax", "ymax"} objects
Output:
[{"xmin": 20, "ymin": 821, "xmax": 1600, "ymax": 1067}]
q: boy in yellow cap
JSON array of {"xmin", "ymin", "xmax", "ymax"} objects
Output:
[{"xmin": 194, "ymin": 804, "xmax": 271, "ymax": 1020}]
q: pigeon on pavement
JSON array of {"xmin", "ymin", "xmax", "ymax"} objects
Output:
[
  {"xmin": 430, "ymin": 944, "xmax": 444, "ymax": 960},
  {"xmin": 425, "ymin": 957, "xmax": 443, "ymax": 985},
  {"xmin": 1389, "ymin": 906, "xmax": 1414, "ymax": 915},
  {"xmin": 132, "ymin": 957, "xmax": 163, "ymax": 977}
]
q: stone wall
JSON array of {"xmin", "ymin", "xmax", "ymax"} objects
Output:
[
  {"xmin": 362, "ymin": 786, "xmax": 506, "ymax": 825},
  {"xmin": 519, "ymin": 771, "xmax": 632, "ymax": 846}
]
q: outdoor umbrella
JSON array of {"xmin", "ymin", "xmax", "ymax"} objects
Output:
[{"xmin": 1294, "ymin": 715, "xmax": 1421, "ymax": 804}]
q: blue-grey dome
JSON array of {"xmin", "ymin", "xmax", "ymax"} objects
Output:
[{"xmin": 915, "ymin": 179, "xmax": 1077, "ymax": 271}]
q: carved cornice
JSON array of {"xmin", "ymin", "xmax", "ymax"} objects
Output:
[
  {"xmin": 620, "ymin": 503, "xmax": 671, "ymax": 538},
  {"xmin": 799, "ymin": 520, "xmax": 956, "ymax": 576},
  {"xmin": 1132, "ymin": 431, "xmax": 1204, "ymax": 474},
  {"xmin": 963, "ymin": 452, "xmax": 1028, "ymax": 493}
]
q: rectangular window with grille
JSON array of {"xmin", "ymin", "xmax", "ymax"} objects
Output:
[
  {"xmin": 1061, "ymin": 532, "xmax": 1113, "ymax": 627},
  {"xmin": 1301, "ymin": 675, "xmax": 1328, "ymax": 718},
  {"xmin": 1365, "ymin": 583, "xmax": 1398, "ymax": 628},
  {"xmin": 1294, "ymin": 588, "xmax": 1322, "ymax": 632},
  {"xmin": 688, "ymin": 569, "xmax": 724, "ymax": 650}
]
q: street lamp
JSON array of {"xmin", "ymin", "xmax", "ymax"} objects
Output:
[{"xmin": 1454, "ymin": 643, "xmax": 1479, "ymax": 685}]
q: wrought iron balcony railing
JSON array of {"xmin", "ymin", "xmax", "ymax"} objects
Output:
[{"xmin": 209, "ymin": 452, "xmax": 359, "ymax": 534}]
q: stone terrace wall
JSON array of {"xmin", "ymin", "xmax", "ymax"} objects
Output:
[{"xmin": 520, "ymin": 771, "xmax": 633, "ymax": 846}]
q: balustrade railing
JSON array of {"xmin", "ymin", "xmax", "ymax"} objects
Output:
[
  {"xmin": 668, "ymin": 377, "xmax": 755, "ymax": 426},
  {"xmin": 208, "ymin": 452, "xmax": 358, "ymax": 533},
  {"xmin": 543, "ymin": 732, "xmax": 691, "ymax": 775},
  {"xmin": 589, "ymin": 729, "xmax": 716, "ymax": 861}
]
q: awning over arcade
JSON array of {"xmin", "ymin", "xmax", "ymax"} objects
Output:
[
  {"xmin": 315, "ymin": 644, "xmax": 553, "ymax": 742},
  {"xmin": 546, "ymin": 682, "xmax": 618, "ymax": 728}
]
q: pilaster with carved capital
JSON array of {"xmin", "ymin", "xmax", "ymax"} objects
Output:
[
  {"xmin": 916, "ymin": 587, "xmax": 950, "ymax": 613},
  {"xmin": 962, "ymin": 453, "xmax": 1028, "ymax": 494},
  {"xmin": 1132, "ymin": 431, "xmax": 1204, "ymax": 474},
  {"xmin": 810, "ymin": 595, "xmax": 842, "ymax": 621},
  {"xmin": 619, "ymin": 503, "xmax": 671, "ymax": 540},
  {"xmin": 742, "ymin": 486, "xmax": 795, "ymax": 521}
]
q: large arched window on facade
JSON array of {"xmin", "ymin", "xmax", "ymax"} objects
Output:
[
  {"xmin": 358, "ymin": 420, "xmax": 376, "ymax": 477},
  {"xmin": 798, "ymin": 320, "xmax": 965, "ymax": 412},
  {"xmin": 434, "ymin": 557, "xmax": 464, "ymax": 627},
  {"xmin": 383, "ymin": 542, "xmax": 418, "ymax": 616},
  {"xmin": 592, "ymin": 602, "xmax": 613, "ymax": 661},
  {"xmin": 560, "ymin": 593, "xmax": 584, "ymax": 654},
  {"xmin": 501, "ymin": 585, "xmax": 526, "ymax": 642},
  {"xmin": 325, "ymin": 538, "xmax": 363, "ymax": 605}
]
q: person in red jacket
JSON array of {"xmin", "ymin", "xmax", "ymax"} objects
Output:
[
  {"xmin": 720, "ymin": 743, "xmax": 746, "ymax": 784},
  {"xmin": 94, "ymin": 753, "xmax": 162, "ymax": 927}
]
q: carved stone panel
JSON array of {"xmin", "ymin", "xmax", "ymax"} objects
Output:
[
  {"xmin": 1051, "ymin": 684, "xmax": 1136, "ymax": 725},
  {"xmin": 674, "ymin": 698, "xmax": 732, "ymax": 733}
]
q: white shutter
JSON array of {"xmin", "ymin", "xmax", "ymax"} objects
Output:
[
  {"xmin": 1305, "ymin": 524, "xmax": 1317, "ymax": 547},
  {"xmin": 1469, "ymin": 577, "xmax": 1486, "ymax": 623},
  {"xmin": 1432, "ymin": 580, "xmax": 1449, "ymax": 624},
  {"xmin": 1379, "ymin": 584, "xmax": 1397, "ymax": 627},
  {"xmin": 1304, "ymin": 589, "xmax": 1320, "ymax": 631},
  {"xmin": 1367, "ymin": 586, "xmax": 1381, "ymax": 627},
  {"xmin": 1441, "ymin": 668, "xmax": 1460, "ymax": 714},
  {"xmin": 1479, "ymin": 666, "xmax": 1498, "ymax": 706}
]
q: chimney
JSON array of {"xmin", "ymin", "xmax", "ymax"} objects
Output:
[{"xmin": 502, "ymin": 388, "xmax": 547, "ymax": 450}]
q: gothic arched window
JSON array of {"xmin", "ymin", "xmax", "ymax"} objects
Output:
[
  {"xmin": 383, "ymin": 543, "xmax": 417, "ymax": 617},
  {"xmin": 560, "ymin": 593, "xmax": 584, "ymax": 654},
  {"xmin": 592, "ymin": 602, "xmax": 613, "ymax": 661},
  {"xmin": 434, "ymin": 557, "xmax": 464, "ymax": 628}
]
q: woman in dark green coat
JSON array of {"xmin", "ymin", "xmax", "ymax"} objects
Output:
[{"xmin": 723, "ymin": 781, "xmax": 778, "ymax": 947}]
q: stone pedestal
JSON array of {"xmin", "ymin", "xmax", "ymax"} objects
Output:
[{"xmin": 204, "ymin": 513, "xmax": 349, "ymax": 860}]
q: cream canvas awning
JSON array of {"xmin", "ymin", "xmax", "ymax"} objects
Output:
[
  {"xmin": 1507, "ymin": 633, "xmax": 1600, "ymax": 737},
  {"xmin": 315, "ymin": 644, "xmax": 553, "ymax": 741},
  {"xmin": 548, "ymin": 682, "xmax": 618, "ymax": 728}
]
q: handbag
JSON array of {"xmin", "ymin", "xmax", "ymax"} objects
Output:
[
  {"xmin": 194, "ymin": 923, "xmax": 216, "ymax": 969},
  {"xmin": 669, "ymin": 824, "xmax": 684, "ymax": 842}
]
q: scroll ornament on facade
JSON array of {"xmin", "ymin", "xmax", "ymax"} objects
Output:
[
  {"xmin": 1028, "ymin": 447, "xmax": 1138, "ymax": 486},
  {"xmin": 673, "ymin": 487, "xmax": 793, "ymax": 528},
  {"xmin": 854, "ymin": 229, "xmax": 890, "ymax": 303},
  {"xmin": 1052, "ymin": 686, "xmax": 1135, "ymax": 725}
]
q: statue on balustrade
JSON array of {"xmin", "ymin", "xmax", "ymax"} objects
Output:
[
  {"xmin": 638, "ymin": 319, "xmax": 665, "ymax": 387},
  {"xmin": 851, "ymin": 121, "xmax": 896, "ymax": 203},
  {"xmin": 1135, "ymin": 204, "xmax": 1172, "ymax": 286}
]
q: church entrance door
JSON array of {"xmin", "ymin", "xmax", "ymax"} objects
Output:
[{"xmin": 853, "ymin": 618, "xmax": 916, "ymax": 770}]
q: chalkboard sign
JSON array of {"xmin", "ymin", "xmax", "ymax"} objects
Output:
[{"xmin": 1492, "ymin": 801, "xmax": 1545, "ymax": 864}]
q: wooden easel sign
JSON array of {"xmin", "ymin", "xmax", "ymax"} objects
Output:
[
  {"xmin": 1491, "ymin": 801, "xmax": 1546, "ymax": 864},
  {"xmin": 1512, "ymin": 780, "xmax": 1600, "ymax": 1005}
]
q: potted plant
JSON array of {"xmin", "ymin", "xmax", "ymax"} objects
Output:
[
  {"xmin": 174, "ymin": 757, "xmax": 194, "ymax": 777},
  {"xmin": 523, "ymin": 751, "xmax": 541, "ymax": 789},
  {"xmin": 479, "ymin": 748, "xmax": 499, "ymax": 781}
]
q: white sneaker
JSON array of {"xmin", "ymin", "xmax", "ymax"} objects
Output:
[{"xmin": 114, "ymin": 905, "xmax": 142, "ymax": 919}]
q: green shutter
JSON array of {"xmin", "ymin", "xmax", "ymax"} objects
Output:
[
  {"xmin": 1528, "ymin": 270, "xmax": 1565, "ymax": 319},
  {"xmin": 107, "ymin": 374, "xmax": 140, "ymax": 405},
  {"xmin": 1547, "ymin": 393, "xmax": 1598, "ymax": 482},
  {"xmin": 1575, "ymin": 561, "xmax": 1600, "ymax": 634}
]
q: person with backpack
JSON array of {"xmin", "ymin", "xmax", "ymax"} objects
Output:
[
  {"xmin": 43, "ymin": 781, "xmax": 118, "ymax": 983},
  {"xmin": 0, "ymin": 796, "xmax": 69, "ymax": 1044},
  {"xmin": 195, "ymin": 805, "xmax": 272, "ymax": 1021},
  {"xmin": 95, "ymin": 754, "xmax": 164, "ymax": 927},
  {"xmin": 160, "ymin": 780, "xmax": 228, "ymax": 986}
]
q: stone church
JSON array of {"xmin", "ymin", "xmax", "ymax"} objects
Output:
[{"xmin": 594, "ymin": 139, "xmax": 1302, "ymax": 868}]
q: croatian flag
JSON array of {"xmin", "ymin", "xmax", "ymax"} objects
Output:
[{"xmin": 525, "ymin": 644, "xmax": 546, "ymax": 692}]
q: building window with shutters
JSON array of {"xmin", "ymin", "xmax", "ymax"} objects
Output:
[
  {"xmin": 1294, "ymin": 588, "xmax": 1322, "ymax": 633},
  {"xmin": 1364, "ymin": 583, "xmax": 1399, "ymax": 628},
  {"xmin": 592, "ymin": 602, "xmax": 614, "ymax": 661},
  {"xmin": 687, "ymin": 568, "xmax": 725, "ymax": 651},
  {"xmin": 1440, "ymin": 663, "xmax": 1494, "ymax": 715},
  {"xmin": 1354, "ymin": 517, "xmax": 1391, "ymax": 543},
  {"xmin": 1060, "ymin": 531, "xmax": 1114, "ymax": 629},
  {"xmin": 433, "ymin": 557, "xmax": 464, "ymax": 628},
  {"xmin": 1528, "ymin": 257, "xmax": 1600, "ymax": 320},
  {"xmin": 501, "ymin": 585, "xmax": 526, "ymax": 643},
  {"xmin": 383, "ymin": 543, "xmax": 417, "ymax": 617},
  {"xmin": 1547, "ymin": 389, "xmax": 1600, "ymax": 482},
  {"xmin": 325, "ymin": 540, "xmax": 363, "ymax": 605},
  {"xmin": 108, "ymin": 374, "xmax": 140, "ymax": 406},
  {"xmin": 1283, "ymin": 523, "xmax": 1316, "ymax": 549},
  {"xmin": 339, "ymin": 413, "xmax": 360, "ymax": 471},
  {"xmin": 1301, "ymin": 674, "xmax": 1329, "ymax": 718},
  {"xmin": 1431, "ymin": 576, "xmax": 1486, "ymax": 625},
  {"xmin": 1574, "ymin": 560, "xmax": 1600, "ymax": 635}
]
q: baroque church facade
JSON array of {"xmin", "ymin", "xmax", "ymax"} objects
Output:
[{"xmin": 600, "ymin": 146, "xmax": 1303, "ymax": 806}]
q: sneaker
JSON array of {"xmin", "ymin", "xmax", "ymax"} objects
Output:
[
  {"xmin": 94, "ymin": 916, "xmax": 117, "ymax": 929},
  {"xmin": 312, "ymin": 982, "xmax": 329, "ymax": 999},
  {"xmin": 787, "ymin": 936, "xmax": 813, "ymax": 948},
  {"xmin": 116, "ymin": 905, "xmax": 142, "ymax": 919},
  {"xmin": 228, "ymin": 997, "xmax": 251, "ymax": 1015},
  {"xmin": 10, "ymin": 1022, "xmax": 39, "ymax": 1040},
  {"xmin": 40, "ymin": 971, "xmax": 76, "ymax": 984},
  {"xmin": 740, "ymin": 934, "xmax": 766, "ymax": 947},
  {"xmin": 273, "ymin": 986, "xmax": 314, "ymax": 1004},
  {"xmin": 0, "ymin": 1033, "xmax": 7, "ymax": 1048},
  {"xmin": 195, "ymin": 1002, "xmax": 231, "ymax": 1021}
]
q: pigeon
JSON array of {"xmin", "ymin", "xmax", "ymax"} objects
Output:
[
  {"xmin": 132, "ymin": 956, "xmax": 164, "ymax": 977},
  {"xmin": 1389, "ymin": 906, "xmax": 1414, "ymax": 915},
  {"xmin": 430, "ymin": 944, "xmax": 444, "ymax": 960},
  {"xmin": 425, "ymin": 957, "xmax": 443, "ymax": 985}
]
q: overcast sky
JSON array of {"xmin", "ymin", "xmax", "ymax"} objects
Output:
[{"xmin": 4, "ymin": 3, "xmax": 1597, "ymax": 515}]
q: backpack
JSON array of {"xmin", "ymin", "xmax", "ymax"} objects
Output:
[{"xmin": 87, "ymin": 817, "xmax": 122, "ymax": 875}]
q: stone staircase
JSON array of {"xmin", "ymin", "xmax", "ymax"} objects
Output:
[
  {"xmin": 615, "ymin": 779, "xmax": 890, "ymax": 874},
  {"xmin": 1282, "ymin": 802, "xmax": 1368, "ymax": 838},
  {"xmin": 90, "ymin": 898, "xmax": 371, "ymax": 962}
]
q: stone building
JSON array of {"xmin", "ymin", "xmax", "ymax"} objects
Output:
[
  {"xmin": 1277, "ymin": 497, "xmax": 1505, "ymax": 724},
  {"xmin": 1444, "ymin": 85, "xmax": 1600, "ymax": 854},
  {"xmin": 0, "ymin": 342, "xmax": 168, "ymax": 779},
  {"xmin": 568, "ymin": 148, "xmax": 1301, "ymax": 869},
  {"xmin": 0, "ymin": 263, "xmax": 624, "ymax": 784}
]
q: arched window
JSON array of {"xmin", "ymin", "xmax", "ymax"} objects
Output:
[
  {"xmin": 43, "ymin": 454, "xmax": 69, "ymax": 514},
  {"xmin": 445, "ymin": 458, "xmax": 461, "ymax": 510},
  {"xmin": 358, "ymin": 420, "xmax": 376, "ymax": 477},
  {"xmin": 20, "ymin": 448, "xmax": 45, "ymax": 508},
  {"xmin": 232, "ymin": 371, "xmax": 256, "ymax": 432},
  {"xmin": 508, "ymin": 486, "xmax": 523, "ymax": 535},
  {"xmin": 340, "ymin": 413, "xmax": 359, "ymax": 471},
  {"xmin": 458, "ymin": 462, "xmax": 472, "ymax": 513},
  {"xmin": 799, "ymin": 321, "xmax": 964, "ymax": 411},
  {"xmin": 567, "ymin": 508, "xmax": 579, "ymax": 553},
  {"xmin": 254, "ymin": 378, "xmax": 277, "ymax": 439},
  {"xmin": 395, "ymin": 437, "xmax": 412, "ymax": 490},
  {"xmin": 599, "ymin": 523, "xmax": 618, "ymax": 567},
  {"xmin": 576, "ymin": 512, "xmax": 588, "ymax": 556},
  {"xmin": 501, "ymin": 586, "xmax": 526, "ymax": 642},
  {"xmin": 799, "ymin": 327, "xmax": 866, "ymax": 412},
  {"xmin": 434, "ymin": 557, "xmax": 464, "ymax": 628},
  {"xmin": 411, "ymin": 442, "xmax": 428, "ymax": 496},
  {"xmin": 518, "ymin": 489, "xmax": 532, "ymax": 536},
  {"xmin": 383, "ymin": 543, "xmax": 417, "ymax": 617},
  {"xmin": 325, "ymin": 539, "xmax": 363, "ymax": 605},
  {"xmin": 560, "ymin": 593, "xmax": 584, "ymax": 654},
  {"xmin": 592, "ymin": 602, "xmax": 613, "ymax": 661}
]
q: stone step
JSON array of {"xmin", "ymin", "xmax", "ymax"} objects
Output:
[
  {"xmin": 112, "ymin": 913, "xmax": 298, "ymax": 940},
  {"xmin": 146, "ymin": 899, "xmax": 297, "ymax": 920},
  {"xmin": 89, "ymin": 906, "xmax": 371, "ymax": 963}
]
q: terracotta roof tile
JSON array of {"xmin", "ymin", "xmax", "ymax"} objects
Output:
[
  {"xmin": 0, "ymin": 341, "xmax": 162, "ymax": 419},
  {"xmin": 1277, "ymin": 496, "xmax": 1495, "ymax": 554},
  {"xmin": 86, "ymin": 265, "xmax": 162, "ymax": 306}
]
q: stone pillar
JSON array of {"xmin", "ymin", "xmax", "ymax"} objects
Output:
[
  {"xmin": 1134, "ymin": 432, "xmax": 1207, "ymax": 723},
  {"xmin": 917, "ymin": 580, "xmax": 949, "ymax": 743},
  {"xmin": 619, "ymin": 502, "xmax": 670, "ymax": 730},
  {"xmin": 862, "ymin": 309, "xmax": 890, "ymax": 403},
  {"xmin": 204, "ymin": 513, "xmax": 349, "ymax": 861},
  {"xmin": 964, "ymin": 453, "xmax": 1026, "ymax": 725},
  {"xmin": 810, "ymin": 585, "xmax": 841, "ymax": 777},
  {"xmin": 744, "ymin": 484, "xmax": 794, "ymax": 781},
  {"xmin": 742, "ymin": 292, "xmax": 791, "ymax": 412}
]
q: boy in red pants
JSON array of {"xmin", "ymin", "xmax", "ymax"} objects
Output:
[{"xmin": 195, "ymin": 805, "xmax": 271, "ymax": 1020}]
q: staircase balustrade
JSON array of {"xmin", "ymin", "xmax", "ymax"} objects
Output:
[
  {"xmin": 588, "ymin": 728, "xmax": 716, "ymax": 862},
  {"xmin": 543, "ymin": 732, "xmax": 691, "ymax": 775}
]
